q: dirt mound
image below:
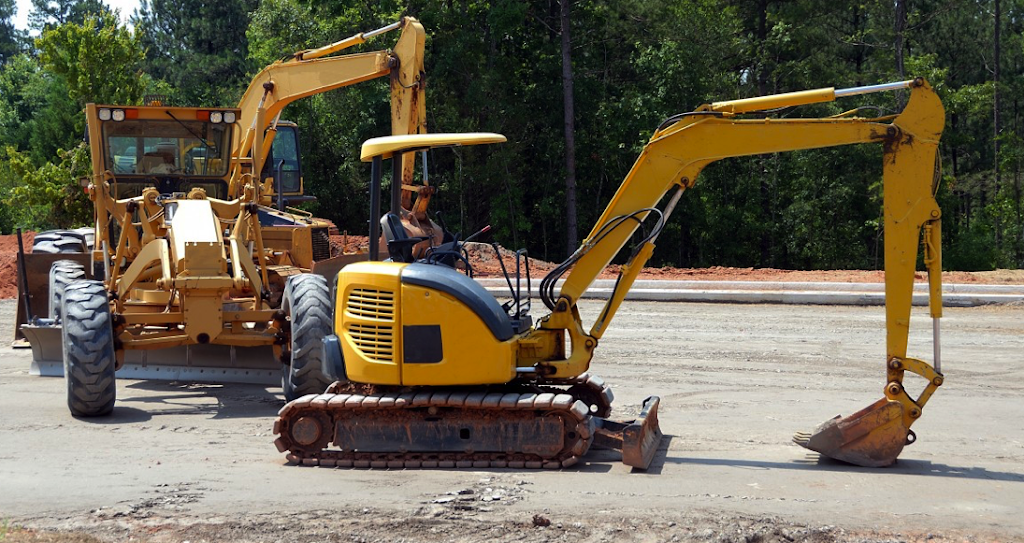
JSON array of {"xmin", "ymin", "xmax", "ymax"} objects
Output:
[
  {"xmin": 0, "ymin": 232, "xmax": 34, "ymax": 299},
  {"xmin": 3, "ymin": 232, "xmax": 1022, "ymax": 300},
  {"xmin": 329, "ymin": 234, "xmax": 369, "ymax": 256}
]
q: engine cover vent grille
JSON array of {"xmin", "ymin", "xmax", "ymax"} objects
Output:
[
  {"xmin": 346, "ymin": 288, "xmax": 395, "ymax": 320},
  {"xmin": 311, "ymin": 228, "xmax": 331, "ymax": 261},
  {"xmin": 348, "ymin": 323, "xmax": 395, "ymax": 362}
]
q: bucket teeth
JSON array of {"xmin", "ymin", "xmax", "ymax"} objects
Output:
[
  {"xmin": 794, "ymin": 398, "xmax": 910, "ymax": 467},
  {"xmin": 791, "ymin": 431, "xmax": 813, "ymax": 447}
]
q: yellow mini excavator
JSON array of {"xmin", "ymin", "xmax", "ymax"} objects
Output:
[{"xmin": 273, "ymin": 78, "xmax": 945, "ymax": 469}]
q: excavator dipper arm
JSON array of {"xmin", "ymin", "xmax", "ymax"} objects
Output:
[
  {"xmin": 230, "ymin": 18, "xmax": 426, "ymax": 199},
  {"xmin": 532, "ymin": 78, "xmax": 945, "ymax": 467}
]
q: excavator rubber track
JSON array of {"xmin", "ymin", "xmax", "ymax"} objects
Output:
[
  {"xmin": 274, "ymin": 389, "xmax": 596, "ymax": 469},
  {"xmin": 273, "ymin": 373, "xmax": 661, "ymax": 469}
]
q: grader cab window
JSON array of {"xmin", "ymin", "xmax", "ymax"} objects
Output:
[{"xmin": 102, "ymin": 118, "xmax": 232, "ymax": 179}]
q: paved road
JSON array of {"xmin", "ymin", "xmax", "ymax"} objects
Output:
[{"xmin": 1, "ymin": 298, "xmax": 1022, "ymax": 540}]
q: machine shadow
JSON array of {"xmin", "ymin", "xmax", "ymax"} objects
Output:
[
  {"xmin": 111, "ymin": 380, "xmax": 284, "ymax": 419},
  {"xmin": 661, "ymin": 453, "xmax": 1024, "ymax": 482},
  {"xmin": 73, "ymin": 406, "xmax": 153, "ymax": 424}
]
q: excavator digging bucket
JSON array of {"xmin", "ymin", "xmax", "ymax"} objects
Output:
[
  {"xmin": 594, "ymin": 395, "xmax": 664, "ymax": 470},
  {"xmin": 793, "ymin": 397, "xmax": 911, "ymax": 467}
]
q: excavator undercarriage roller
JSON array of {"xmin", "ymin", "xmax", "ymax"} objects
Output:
[
  {"xmin": 274, "ymin": 377, "xmax": 663, "ymax": 470},
  {"xmin": 274, "ymin": 389, "xmax": 595, "ymax": 469}
]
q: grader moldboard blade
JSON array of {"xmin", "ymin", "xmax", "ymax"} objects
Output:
[
  {"xmin": 594, "ymin": 395, "xmax": 663, "ymax": 470},
  {"xmin": 793, "ymin": 397, "xmax": 911, "ymax": 467}
]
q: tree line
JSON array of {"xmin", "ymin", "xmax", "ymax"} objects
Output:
[{"xmin": 0, "ymin": 0, "xmax": 1020, "ymax": 271}]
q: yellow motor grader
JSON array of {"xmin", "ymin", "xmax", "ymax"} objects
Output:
[{"xmin": 14, "ymin": 18, "xmax": 437, "ymax": 414}]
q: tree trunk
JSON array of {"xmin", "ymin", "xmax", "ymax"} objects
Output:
[
  {"xmin": 853, "ymin": 4, "xmax": 863, "ymax": 86},
  {"xmin": 560, "ymin": 0, "xmax": 578, "ymax": 256},
  {"xmin": 994, "ymin": 0, "xmax": 1002, "ymax": 247},
  {"xmin": 757, "ymin": 0, "xmax": 771, "ymax": 266},
  {"xmin": 894, "ymin": 0, "xmax": 907, "ymax": 109}
]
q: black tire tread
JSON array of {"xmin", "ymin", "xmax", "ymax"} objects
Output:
[
  {"xmin": 73, "ymin": 227, "xmax": 95, "ymax": 251},
  {"xmin": 62, "ymin": 281, "xmax": 116, "ymax": 417},
  {"xmin": 49, "ymin": 260, "xmax": 86, "ymax": 320},
  {"xmin": 282, "ymin": 274, "xmax": 333, "ymax": 401},
  {"xmin": 33, "ymin": 230, "xmax": 86, "ymax": 254}
]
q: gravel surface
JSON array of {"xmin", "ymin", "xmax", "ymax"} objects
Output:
[{"xmin": 2, "ymin": 297, "xmax": 1023, "ymax": 542}]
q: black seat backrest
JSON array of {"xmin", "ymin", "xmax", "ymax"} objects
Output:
[{"xmin": 380, "ymin": 212, "xmax": 416, "ymax": 263}]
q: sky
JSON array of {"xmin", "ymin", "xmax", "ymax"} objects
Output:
[{"xmin": 12, "ymin": 0, "xmax": 141, "ymax": 31}]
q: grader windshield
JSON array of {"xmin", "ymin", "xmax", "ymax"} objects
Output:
[{"xmin": 91, "ymin": 105, "xmax": 238, "ymax": 199}]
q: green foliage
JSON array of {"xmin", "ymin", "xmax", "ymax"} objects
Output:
[
  {"xmin": 28, "ymin": 0, "xmax": 109, "ymax": 30},
  {"xmin": 0, "ymin": 0, "xmax": 25, "ymax": 65},
  {"xmin": 0, "ymin": 52, "xmax": 80, "ymax": 164},
  {"xmin": 37, "ymin": 11, "xmax": 147, "ymax": 105},
  {"xmin": 246, "ymin": 0, "xmax": 320, "ymax": 66},
  {"xmin": 1, "ymin": 142, "xmax": 91, "ymax": 230},
  {"xmin": 137, "ymin": 0, "xmax": 257, "ymax": 106},
  {"xmin": 0, "ymin": 0, "xmax": 1020, "ymax": 270}
]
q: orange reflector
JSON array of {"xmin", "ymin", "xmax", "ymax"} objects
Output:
[
  {"xmin": 124, "ymin": 109, "xmax": 139, "ymax": 119},
  {"xmin": 196, "ymin": 110, "xmax": 211, "ymax": 121}
]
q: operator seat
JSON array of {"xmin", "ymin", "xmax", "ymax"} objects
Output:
[{"xmin": 380, "ymin": 212, "xmax": 421, "ymax": 263}]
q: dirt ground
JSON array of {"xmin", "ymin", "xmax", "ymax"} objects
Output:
[
  {"xmin": 5, "ymin": 231, "xmax": 1023, "ymax": 300},
  {"xmin": 2, "ymin": 295, "xmax": 1023, "ymax": 543}
]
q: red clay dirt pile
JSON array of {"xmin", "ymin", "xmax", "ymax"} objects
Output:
[
  {"xmin": 0, "ymin": 231, "xmax": 34, "ymax": 299},
  {"xmin": 2, "ymin": 231, "xmax": 1022, "ymax": 300}
]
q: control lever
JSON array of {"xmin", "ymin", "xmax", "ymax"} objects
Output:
[{"xmin": 462, "ymin": 224, "xmax": 491, "ymax": 245}]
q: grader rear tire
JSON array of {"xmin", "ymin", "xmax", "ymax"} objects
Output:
[
  {"xmin": 32, "ymin": 230, "xmax": 87, "ymax": 254},
  {"xmin": 281, "ymin": 274, "xmax": 333, "ymax": 401},
  {"xmin": 49, "ymin": 260, "xmax": 86, "ymax": 320},
  {"xmin": 62, "ymin": 281, "xmax": 116, "ymax": 417},
  {"xmin": 72, "ymin": 227, "xmax": 95, "ymax": 251}
]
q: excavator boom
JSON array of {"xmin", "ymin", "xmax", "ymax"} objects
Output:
[
  {"xmin": 232, "ymin": 17, "xmax": 425, "ymax": 185},
  {"xmin": 229, "ymin": 17, "xmax": 442, "ymax": 259}
]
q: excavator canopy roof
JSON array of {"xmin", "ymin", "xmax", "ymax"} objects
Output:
[{"xmin": 360, "ymin": 133, "xmax": 506, "ymax": 161}]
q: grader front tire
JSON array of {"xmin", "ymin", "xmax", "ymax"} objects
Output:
[
  {"xmin": 62, "ymin": 281, "xmax": 116, "ymax": 417},
  {"xmin": 49, "ymin": 260, "xmax": 87, "ymax": 320},
  {"xmin": 281, "ymin": 274, "xmax": 334, "ymax": 401}
]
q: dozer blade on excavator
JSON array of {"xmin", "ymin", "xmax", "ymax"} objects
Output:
[
  {"xmin": 793, "ymin": 397, "xmax": 911, "ymax": 468},
  {"xmin": 594, "ymin": 395, "xmax": 663, "ymax": 470}
]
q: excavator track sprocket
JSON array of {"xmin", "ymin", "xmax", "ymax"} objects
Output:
[
  {"xmin": 538, "ymin": 372, "xmax": 615, "ymax": 418},
  {"xmin": 273, "ymin": 389, "xmax": 596, "ymax": 469}
]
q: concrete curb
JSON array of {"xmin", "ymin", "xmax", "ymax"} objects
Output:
[{"xmin": 476, "ymin": 279, "xmax": 1024, "ymax": 307}]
